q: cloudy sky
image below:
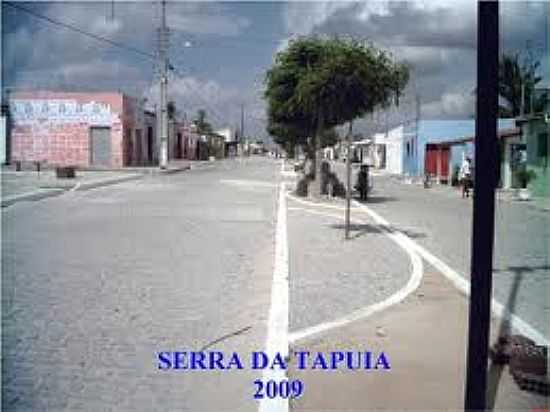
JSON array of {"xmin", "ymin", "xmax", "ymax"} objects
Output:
[{"xmin": 2, "ymin": 1, "xmax": 549, "ymax": 138}]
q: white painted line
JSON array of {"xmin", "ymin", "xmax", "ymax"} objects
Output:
[
  {"xmin": 281, "ymin": 171, "xmax": 297, "ymax": 178},
  {"xmin": 353, "ymin": 200, "xmax": 550, "ymax": 347},
  {"xmin": 220, "ymin": 179, "xmax": 277, "ymax": 188},
  {"xmin": 70, "ymin": 182, "xmax": 81, "ymax": 192},
  {"xmin": 287, "ymin": 206, "xmax": 345, "ymax": 221},
  {"xmin": 287, "ymin": 192, "xmax": 359, "ymax": 212},
  {"xmin": 286, "ymin": 193, "xmax": 549, "ymax": 345},
  {"xmin": 259, "ymin": 182, "xmax": 289, "ymax": 412},
  {"xmin": 288, "ymin": 203, "xmax": 423, "ymax": 344}
]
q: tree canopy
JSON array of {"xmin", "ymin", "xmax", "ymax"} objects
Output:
[
  {"xmin": 264, "ymin": 36, "xmax": 409, "ymax": 154},
  {"xmin": 194, "ymin": 109, "xmax": 213, "ymax": 134},
  {"xmin": 499, "ymin": 52, "xmax": 544, "ymax": 117}
]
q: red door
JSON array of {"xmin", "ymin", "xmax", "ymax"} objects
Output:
[
  {"xmin": 425, "ymin": 144, "xmax": 438, "ymax": 176},
  {"xmin": 440, "ymin": 147, "xmax": 450, "ymax": 180}
]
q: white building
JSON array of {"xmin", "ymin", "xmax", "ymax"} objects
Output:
[
  {"xmin": 215, "ymin": 127, "xmax": 236, "ymax": 143},
  {"xmin": 384, "ymin": 125, "xmax": 405, "ymax": 175}
]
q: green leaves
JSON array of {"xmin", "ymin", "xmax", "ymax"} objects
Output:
[
  {"xmin": 498, "ymin": 52, "xmax": 544, "ymax": 117},
  {"xmin": 264, "ymin": 36, "xmax": 409, "ymax": 149},
  {"xmin": 194, "ymin": 109, "xmax": 213, "ymax": 134}
]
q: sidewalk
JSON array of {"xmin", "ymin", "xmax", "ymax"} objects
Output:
[
  {"xmin": 285, "ymin": 188, "xmax": 547, "ymax": 410},
  {"xmin": 289, "ymin": 267, "xmax": 547, "ymax": 410},
  {"xmin": 1, "ymin": 160, "xmax": 193, "ymax": 207},
  {"xmin": 1, "ymin": 169, "xmax": 142, "ymax": 207}
]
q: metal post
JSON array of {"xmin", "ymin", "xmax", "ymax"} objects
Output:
[
  {"xmin": 345, "ymin": 121, "xmax": 353, "ymax": 240},
  {"xmin": 158, "ymin": 0, "xmax": 169, "ymax": 169},
  {"xmin": 464, "ymin": 1, "xmax": 499, "ymax": 410}
]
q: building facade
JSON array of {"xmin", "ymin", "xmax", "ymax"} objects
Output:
[
  {"xmin": 8, "ymin": 91, "xmax": 157, "ymax": 168},
  {"xmin": 382, "ymin": 119, "xmax": 516, "ymax": 178},
  {"xmin": 516, "ymin": 115, "xmax": 549, "ymax": 197}
]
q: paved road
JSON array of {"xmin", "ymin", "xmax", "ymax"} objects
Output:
[
  {"xmin": 363, "ymin": 174, "xmax": 549, "ymax": 340},
  {"xmin": 2, "ymin": 157, "xmax": 280, "ymax": 411}
]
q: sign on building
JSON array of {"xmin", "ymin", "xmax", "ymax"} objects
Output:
[{"xmin": 10, "ymin": 99, "xmax": 115, "ymax": 127}]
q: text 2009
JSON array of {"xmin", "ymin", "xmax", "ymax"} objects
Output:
[{"xmin": 253, "ymin": 379, "xmax": 304, "ymax": 399}]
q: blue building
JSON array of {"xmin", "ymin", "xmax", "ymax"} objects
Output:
[{"xmin": 388, "ymin": 119, "xmax": 516, "ymax": 178}]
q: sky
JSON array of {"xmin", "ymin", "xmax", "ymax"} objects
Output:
[{"xmin": 2, "ymin": 1, "xmax": 549, "ymax": 139}]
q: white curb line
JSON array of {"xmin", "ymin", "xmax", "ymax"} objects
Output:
[
  {"xmin": 259, "ymin": 182, "xmax": 289, "ymax": 412},
  {"xmin": 354, "ymin": 200, "xmax": 549, "ymax": 347},
  {"xmin": 286, "ymin": 201, "xmax": 423, "ymax": 344}
]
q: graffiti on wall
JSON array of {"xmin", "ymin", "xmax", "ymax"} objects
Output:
[{"xmin": 10, "ymin": 99, "xmax": 117, "ymax": 126}]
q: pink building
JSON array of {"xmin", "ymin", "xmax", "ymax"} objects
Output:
[
  {"xmin": 9, "ymin": 91, "xmax": 157, "ymax": 168},
  {"xmin": 171, "ymin": 122, "xmax": 201, "ymax": 161}
]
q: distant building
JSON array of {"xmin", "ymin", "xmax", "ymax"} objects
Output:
[
  {"xmin": 7, "ymin": 91, "xmax": 159, "ymax": 168},
  {"xmin": 216, "ymin": 127, "xmax": 239, "ymax": 157},
  {"xmin": 515, "ymin": 114, "xmax": 549, "ymax": 197},
  {"xmin": 382, "ymin": 119, "xmax": 516, "ymax": 178}
]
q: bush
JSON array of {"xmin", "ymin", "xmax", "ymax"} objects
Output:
[{"xmin": 517, "ymin": 168, "xmax": 537, "ymax": 188}]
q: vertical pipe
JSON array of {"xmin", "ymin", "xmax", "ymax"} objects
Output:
[
  {"xmin": 159, "ymin": 0, "xmax": 168, "ymax": 169},
  {"xmin": 345, "ymin": 121, "xmax": 353, "ymax": 240},
  {"xmin": 464, "ymin": 1, "xmax": 499, "ymax": 410}
]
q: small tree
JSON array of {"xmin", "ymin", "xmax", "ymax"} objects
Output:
[
  {"xmin": 265, "ymin": 36, "xmax": 409, "ymax": 195},
  {"xmin": 499, "ymin": 53, "xmax": 544, "ymax": 117},
  {"xmin": 167, "ymin": 101, "xmax": 177, "ymax": 120},
  {"xmin": 194, "ymin": 109, "xmax": 213, "ymax": 134},
  {"xmin": 517, "ymin": 168, "xmax": 537, "ymax": 189}
]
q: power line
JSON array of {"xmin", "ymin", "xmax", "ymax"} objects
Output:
[{"xmin": 3, "ymin": 1, "xmax": 155, "ymax": 61}]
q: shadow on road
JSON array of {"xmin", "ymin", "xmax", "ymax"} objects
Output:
[
  {"xmin": 329, "ymin": 222, "xmax": 427, "ymax": 240},
  {"xmin": 355, "ymin": 196, "xmax": 399, "ymax": 204}
]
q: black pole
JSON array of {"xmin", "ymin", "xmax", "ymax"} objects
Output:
[{"xmin": 464, "ymin": 1, "xmax": 499, "ymax": 410}]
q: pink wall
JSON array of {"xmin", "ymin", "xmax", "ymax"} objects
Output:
[
  {"xmin": 10, "ymin": 91, "xmax": 125, "ymax": 168},
  {"xmin": 179, "ymin": 124, "xmax": 200, "ymax": 160}
]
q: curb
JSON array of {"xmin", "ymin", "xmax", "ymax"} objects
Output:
[
  {"xmin": 1, "ymin": 174, "xmax": 143, "ymax": 207},
  {"xmin": 158, "ymin": 166, "xmax": 191, "ymax": 175},
  {"xmin": 74, "ymin": 174, "xmax": 143, "ymax": 191},
  {"xmin": 1, "ymin": 188, "xmax": 66, "ymax": 207}
]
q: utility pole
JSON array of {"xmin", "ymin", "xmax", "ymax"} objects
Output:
[
  {"xmin": 415, "ymin": 93, "xmax": 421, "ymax": 175},
  {"xmin": 240, "ymin": 103, "xmax": 245, "ymax": 142},
  {"xmin": 157, "ymin": 0, "xmax": 169, "ymax": 169},
  {"xmin": 241, "ymin": 103, "xmax": 250, "ymax": 156},
  {"xmin": 464, "ymin": 1, "xmax": 498, "ymax": 410},
  {"xmin": 345, "ymin": 121, "xmax": 353, "ymax": 240}
]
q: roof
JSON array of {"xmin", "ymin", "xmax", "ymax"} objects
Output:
[{"xmin": 427, "ymin": 127, "xmax": 521, "ymax": 146}]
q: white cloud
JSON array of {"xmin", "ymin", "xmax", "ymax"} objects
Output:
[
  {"xmin": 283, "ymin": 2, "xmax": 352, "ymax": 36},
  {"xmin": 169, "ymin": 13, "xmax": 250, "ymax": 37},
  {"xmin": 422, "ymin": 91, "xmax": 475, "ymax": 119}
]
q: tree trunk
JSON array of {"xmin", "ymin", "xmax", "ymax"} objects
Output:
[
  {"xmin": 309, "ymin": 107, "xmax": 324, "ymax": 198},
  {"xmin": 345, "ymin": 121, "xmax": 353, "ymax": 239}
]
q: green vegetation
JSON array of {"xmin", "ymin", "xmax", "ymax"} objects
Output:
[
  {"xmin": 264, "ymin": 36, "xmax": 409, "ymax": 193},
  {"xmin": 499, "ymin": 53, "xmax": 545, "ymax": 118}
]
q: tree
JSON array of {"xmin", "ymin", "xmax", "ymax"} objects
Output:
[
  {"xmin": 320, "ymin": 128, "xmax": 339, "ymax": 148},
  {"xmin": 264, "ymin": 36, "xmax": 409, "ymax": 194},
  {"xmin": 167, "ymin": 101, "xmax": 177, "ymax": 120},
  {"xmin": 194, "ymin": 109, "xmax": 213, "ymax": 134},
  {"xmin": 499, "ymin": 52, "xmax": 544, "ymax": 118}
]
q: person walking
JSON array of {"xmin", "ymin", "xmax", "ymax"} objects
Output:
[
  {"xmin": 459, "ymin": 157, "xmax": 472, "ymax": 198},
  {"xmin": 355, "ymin": 164, "xmax": 369, "ymax": 200}
]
